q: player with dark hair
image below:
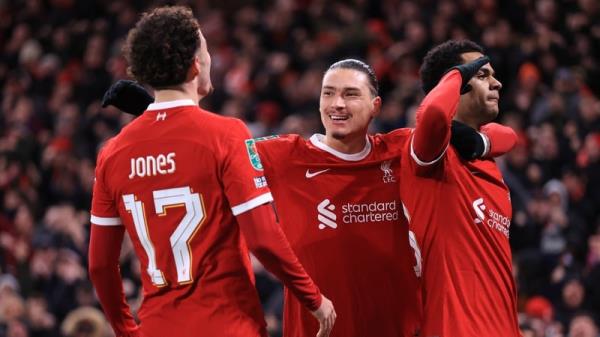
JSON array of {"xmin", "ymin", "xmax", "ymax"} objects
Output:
[
  {"xmin": 87, "ymin": 6, "xmax": 335, "ymax": 337},
  {"xmin": 400, "ymin": 39, "xmax": 520, "ymax": 337},
  {"xmin": 102, "ymin": 55, "xmax": 517, "ymax": 336},
  {"xmin": 252, "ymin": 59, "xmax": 422, "ymax": 337}
]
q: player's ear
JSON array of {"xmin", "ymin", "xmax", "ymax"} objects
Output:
[
  {"xmin": 371, "ymin": 96, "xmax": 382, "ymax": 118},
  {"xmin": 186, "ymin": 56, "xmax": 200, "ymax": 82}
]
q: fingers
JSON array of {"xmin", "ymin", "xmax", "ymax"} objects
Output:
[
  {"xmin": 473, "ymin": 56, "xmax": 490, "ymax": 68},
  {"xmin": 315, "ymin": 308, "xmax": 336, "ymax": 337}
]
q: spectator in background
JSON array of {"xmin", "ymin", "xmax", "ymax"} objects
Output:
[
  {"xmin": 60, "ymin": 307, "xmax": 108, "ymax": 337},
  {"xmin": 568, "ymin": 312, "xmax": 600, "ymax": 337}
]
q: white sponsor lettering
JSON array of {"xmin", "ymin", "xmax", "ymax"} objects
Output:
[
  {"xmin": 472, "ymin": 197, "xmax": 511, "ymax": 238},
  {"xmin": 318, "ymin": 199, "xmax": 399, "ymax": 229},
  {"xmin": 129, "ymin": 152, "xmax": 176, "ymax": 179}
]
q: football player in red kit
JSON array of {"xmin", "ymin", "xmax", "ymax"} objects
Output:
[
  {"xmin": 253, "ymin": 60, "xmax": 421, "ymax": 337},
  {"xmin": 103, "ymin": 57, "xmax": 517, "ymax": 337},
  {"xmin": 400, "ymin": 40, "xmax": 521, "ymax": 337},
  {"xmin": 87, "ymin": 6, "xmax": 335, "ymax": 337}
]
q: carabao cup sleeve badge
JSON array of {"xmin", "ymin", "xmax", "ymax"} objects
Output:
[{"xmin": 244, "ymin": 139, "xmax": 264, "ymax": 171}]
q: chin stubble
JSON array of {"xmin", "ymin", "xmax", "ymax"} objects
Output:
[{"xmin": 331, "ymin": 132, "xmax": 346, "ymax": 140}]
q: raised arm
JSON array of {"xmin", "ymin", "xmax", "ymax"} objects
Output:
[
  {"xmin": 412, "ymin": 70, "xmax": 463, "ymax": 164},
  {"xmin": 412, "ymin": 56, "xmax": 490, "ymax": 165}
]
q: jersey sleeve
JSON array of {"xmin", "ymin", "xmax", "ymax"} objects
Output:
[
  {"xmin": 411, "ymin": 70, "xmax": 462, "ymax": 168},
  {"xmin": 90, "ymin": 144, "xmax": 122, "ymax": 226},
  {"xmin": 255, "ymin": 136, "xmax": 293, "ymax": 182},
  {"xmin": 222, "ymin": 119, "xmax": 273, "ymax": 216},
  {"xmin": 88, "ymin": 225, "xmax": 140, "ymax": 337},
  {"xmin": 237, "ymin": 203, "xmax": 322, "ymax": 311},
  {"xmin": 480, "ymin": 123, "xmax": 518, "ymax": 158}
]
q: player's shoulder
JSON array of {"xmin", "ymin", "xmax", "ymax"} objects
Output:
[
  {"xmin": 255, "ymin": 134, "xmax": 302, "ymax": 145},
  {"xmin": 252, "ymin": 134, "xmax": 306, "ymax": 165},
  {"xmin": 371, "ymin": 128, "xmax": 413, "ymax": 145},
  {"xmin": 197, "ymin": 109, "xmax": 251, "ymax": 136},
  {"xmin": 93, "ymin": 133, "xmax": 124, "ymax": 171},
  {"xmin": 160, "ymin": 108, "xmax": 251, "ymax": 147},
  {"xmin": 254, "ymin": 134, "xmax": 304, "ymax": 151},
  {"xmin": 369, "ymin": 127, "xmax": 412, "ymax": 155}
]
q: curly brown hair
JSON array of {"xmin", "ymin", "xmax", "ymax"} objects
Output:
[{"xmin": 123, "ymin": 6, "xmax": 200, "ymax": 88}]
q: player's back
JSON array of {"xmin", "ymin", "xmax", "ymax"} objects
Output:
[
  {"xmin": 96, "ymin": 100, "xmax": 268, "ymax": 337},
  {"xmin": 400, "ymin": 143, "xmax": 520, "ymax": 337},
  {"xmin": 256, "ymin": 131, "xmax": 421, "ymax": 337}
]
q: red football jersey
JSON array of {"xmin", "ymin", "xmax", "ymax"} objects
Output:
[
  {"xmin": 90, "ymin": 100, "xmax": 273, "ymax": 337},
  {"xmin": 399, "ymin": 71, "xmax": 520, "ymax": 337},
  {"xmin": 256, "ymin": 133, "xmax": 422, "ymax": 337}
]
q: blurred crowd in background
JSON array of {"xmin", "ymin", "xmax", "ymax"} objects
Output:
[{"xmin": 0, "ymin": 0, "xmax": 599, "ymax": 336}]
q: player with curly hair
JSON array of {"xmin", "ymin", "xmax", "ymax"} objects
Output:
[{"xmin": 87, "ymin": 6, "xmax": 335, "ymax": 337}]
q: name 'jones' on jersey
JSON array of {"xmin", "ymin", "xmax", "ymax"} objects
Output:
[{"xmin": 129, "ymin": 152, "xmax": 176, "ymax": 179}]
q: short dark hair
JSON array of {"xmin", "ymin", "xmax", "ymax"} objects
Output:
[
  {"xmin": 326, "ymin": 59, "xmax": 379, "ymax": 97},
  {"xmin": 124, "ymin": 6, "xmax": 200, "ymax": 89},
  {"xmin": 420, "ymin": 40, "xmax": 484, "ymax": 94}
]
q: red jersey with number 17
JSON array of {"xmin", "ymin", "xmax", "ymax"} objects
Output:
[{"xmin": 90, "ymin": 100, "xmax": 273, "ymax": 337}]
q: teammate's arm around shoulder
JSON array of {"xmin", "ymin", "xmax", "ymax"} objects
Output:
[
  {"xmin": 449, "ymin": 121, "xmax": 517, "ymax": 160},
  {"xmin": 223, "ymin": 120, "xmax": 335, "ymax": 337},
  {"xmin": 480, "ymin": 123, "xmax": 518, "ymax": 158}
]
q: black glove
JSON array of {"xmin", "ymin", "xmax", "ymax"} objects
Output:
[
  {"xmin": 450, "ymin": 120, "xmax": 488, "ymax": 160},
  {"xmin": 446, "ymin": 56, "xmax": 490, "ymax": 94},
  {"xmin": 101, "ymin": 80, "xmax": 155, "ymax": 116}
]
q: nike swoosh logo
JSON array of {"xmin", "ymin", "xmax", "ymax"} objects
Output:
[{"xmin": 305, "ymin": 169, "xmax": 330, "ymax": 178}]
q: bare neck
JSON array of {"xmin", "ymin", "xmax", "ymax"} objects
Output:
[
  {"xmin": 323, "ymin": 133, "xmax": 367, "ymax": 154},
  {"xmin": 153, "ymin": 84, "xmax": 202, "ymax": 104}
]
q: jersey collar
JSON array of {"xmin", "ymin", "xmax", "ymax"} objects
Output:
[
  {"xmin": 146, "ymin": 99, "xmax": 197, "ymax": 111},
  {"xmin": 309, "ymin": 134, "xmax": 371, "ymax": 161}
]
